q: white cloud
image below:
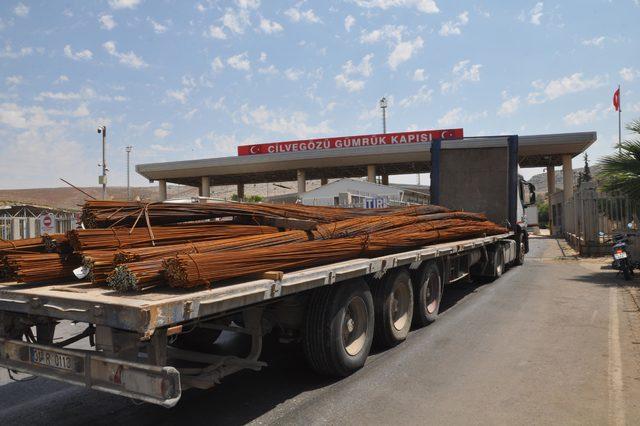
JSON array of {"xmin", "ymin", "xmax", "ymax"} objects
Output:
[
  {"xmin": 440, "ymin": 60, "xmax": 482, "ymax": 93},
  {"xmin": 388, "ymin": 36, "xmax": 423, "ymax": 70},
  {"xmin": 165, "ymin": 88, "xmax": 189, "ymax": 104},
  {"xmin": 238, "ymin": 104, "xmax": 331, "ymax": 138},
  {"xmin": 14, "ymin": 2, "xmax": 29, "ymax": 17},
  {"xmin": 227, "ymin": 52, "xmax": 250, "ymax": 71},
  {"xmin": 529, "ymin": 2, "xmax": 543, "ymax": 25},
  {"xmin": 258, "ymin": 64, "xmax": 278, "ymax": 75},
  {"xmin": 5, "ymin": 75, "xmax": 23, "ymax": 86},
  {"xmin": 284, "ymin": 68, "xmax": 303, "ymax": 81},
  {"xmin": 236, "ymin": 0, "xmax": 261, "ymax": 9},
  {"xmin": 582, "ymin": 36, "xmax": 605, "ymax": 47},
  {"xmin": 437, "ymin": 107, "xmax": 487, "ymax": 126},
  {"xmin": 259, "ymin": 17, "xmax": 283, "ymax": 34},
  {"xmin": 497, "ymin": 91, "xmax": 520, "ymax": 117},
  {"xmin": 108, "ymin": 0, "xmax": 141, "ymax": 10},
  {"xmin": 527, "ymin": 72, "xmax": 605, "ymax": 104},
  {"xmin": 413, "ymin": 68, "xmax": 427, "ymax": 81},
  {"xmin": 211, "ymin": 56, "xmax": 224, "ymax": 72},
  {"xmin": 335, "ymin": 54, "xmax": 374, "ymax": 92},
  {"xmin": 149, "ymin": 18, "xmax": 168, "ymax": 34},
  {"xmin": 259, "ymin": 52, "xmax": 267, "ymax": 62},
  {"xmin": 222, "ymin": 8, "xmax": 250, "ymax": 34},
  {"xmin": 54, "ymin": 75, "xmax": 69, "ymax": 84},
  {"xmin": 150, "ymin": 144, "xmax": 180, "ymax": 152},
  {"xmin": 206, "ymin": 26, "xmax": 227, "ymax": 39},
  {"xmin": 399, "ymin": 85, "xmax": 433, "ymax": 107},
  {"xmin": 284, "ymin": 7, "xmax": 322, "ymax": 23},
  {"xmin": 154, "ymin": 122, "xmax": 172, "ymax": 139},
  {"xmin": 344, "ymin": 15, "xmax": 355, "ymax": 32},
  {"xmin": 360, "ymin": 25, "xmax": 405, "ymax": 43},
  {"xmin": 63, "ymin": 45, "xmax": 93, "ymax": 61},
  {"xmin": 99, "ymin": 15, "xmax": 117, "ymax": 30},
  {"xmin": 439, "ymin": 11, "xmax": 469, "ymax": 36},
  {"xmin": 620, "ymin": 67, "xmax": 637, "ymax": 82},
  {"xmin": 563, "ymin": 104, "xmax": 606, "ymax": 126},
  {"xmin": 196, "ymin": 3, "xmax": 206, "ymax": 13},
  {"xmin": 352, "ymin": 0, "xmax": 439, "ymax": 14},
  {"xmin": 103, "ymin": 41, "xmax": 148, "ymax": 69},
  {"xmin": 0, "ymin": 44, "xmax": 34, "ymax": 59}
]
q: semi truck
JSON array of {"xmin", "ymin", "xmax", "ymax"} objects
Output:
[{"xmin": 0, "ymin": 135, "xmax": 533, "ymax": 407}]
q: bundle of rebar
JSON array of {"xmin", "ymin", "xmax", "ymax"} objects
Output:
[
  {"xmin": 68, "ymin": 223, "xmax": 278, "ymax": 251},
  {"xmin": 0, "ymin": 237, "xmax": 46, "ymax": 255},
  {"xmin": 42, "ymin": 233, "xmax": 72, "ymax": 253},
  {"xmin": 105, "ymin": 213, "xmax": 489, "ymax": 291},
  {"xmin": 80, "ymin": 200, "xmax": 449, "ymax": 228},
  {"xmin": 162, "ymin": 220, "xmax": 506, "ymax": 289},
  {"xmin": 3, "ymin": 253, "xmax": 81, "ymax": 284}
]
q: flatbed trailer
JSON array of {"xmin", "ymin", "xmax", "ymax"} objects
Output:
[{"xmin": 0, "ymin": 231, "xmax": 518, "ymax": 407}]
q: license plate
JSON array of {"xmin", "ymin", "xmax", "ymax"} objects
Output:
[
  {"xmin": 30, "ymin": 347, "xmax": 76, "ymax": 371},
  {"xmin": 614, "ymin": 252, "xmax": 627, "ymax": 260}
]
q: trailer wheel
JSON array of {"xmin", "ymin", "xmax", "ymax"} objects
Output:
[
  {"xmin": 513, "ymin": 234, "xmax": 525, "ymax": 266},
  {"xmin": 371, "ymin": 268, "xmax": 414, "ymax": 348},
  {"xmin": 492, "ymin": 247, "xmax": 505, "ymax": 279},
  {"xmin": 303, "ymin": 279, "xmax": 374, "ymax": 377},
  {"xmin": 412, "ymin": 261, "xmax": 443, "ymax": 327},
  {"xmin": 171, "ymin": 327, "xmax": 222, "ymax": 353}
]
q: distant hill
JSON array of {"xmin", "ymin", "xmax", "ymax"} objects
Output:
[{"xmin": 528, "ymin": 164, "xmax": 601, "ymax": 194}]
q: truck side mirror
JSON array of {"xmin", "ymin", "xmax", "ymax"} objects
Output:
[{"xmin": 529, "ymin": 193, "xmax": 536, "ymax": 205}]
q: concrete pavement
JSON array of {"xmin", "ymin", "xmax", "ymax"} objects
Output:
[{"xmin": 0, "ymin": 237, "xmax": 639, "ymax": 425}]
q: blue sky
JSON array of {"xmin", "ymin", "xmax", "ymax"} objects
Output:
[{"xmin": 1, "ymin": 0, "xmax": 639, "ymax": 189}]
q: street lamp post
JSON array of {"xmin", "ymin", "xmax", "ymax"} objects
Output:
[
  {"xmin": 125, "ymin": 145, "xmax": 132, "ymax": 201},
  {"xmin": 97, "ymin": 126, "xmax": 107, "ymax": 200},
  {"xmin": 379, "ymin": 97, "xmax": 387, "ymax": 134}
]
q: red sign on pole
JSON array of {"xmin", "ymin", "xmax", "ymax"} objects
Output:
[{"xmin": 237, "ymin": 128, "xmax": 464, "ymax": 156}]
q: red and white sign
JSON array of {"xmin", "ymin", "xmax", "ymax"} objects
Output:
[
  {"xmin": 40, "ymin": 213, "xmax": 56, "ymax": 234},
  {"xmin": 238, "ymin": 128, "xmax": 464, "ymax": 156}
]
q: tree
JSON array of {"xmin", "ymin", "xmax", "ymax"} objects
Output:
[
  {"xmin": 598, "ymin": 119, "xmax": 640, "ymax": 199},
  {"xmin": 582, "ymin": 153, "xmax": 592, "ymax": 182}
]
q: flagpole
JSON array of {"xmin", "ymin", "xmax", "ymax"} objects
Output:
[{"xmin": 618, "ymin": 84, "xmax": 622, "ymax": 154}]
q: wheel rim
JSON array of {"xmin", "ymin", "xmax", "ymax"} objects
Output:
[
  {"xmin": 342, "ymin": 296, "xmax": 368, "ymax": 356},
  {"xmin": 425, "ymin": 271, "xmax": 440, "ymax": 314},
  {"xmin": 519, "ymin": 242, "xmax": 525, "ymax": 262},
  {"xmin": 390, "ymin": 280, "xmax": 411, "ymax": 331},
  {"xmin": 496, "ymin": 252, "xmax": 503, "ymax": 275}
]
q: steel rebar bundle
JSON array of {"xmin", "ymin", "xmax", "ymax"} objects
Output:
[
  {"xmin": 80, "ymin": 200, "xmax": 450, "ymax": 228},
  {"xmin": 0, "ymin": 237, "xmax": 46, "ymax": 256},
  {"xmin": 3, "ymin": 253, "xmax": 81, "ymax": 284},
  {"xmin": 163, "ymin": 221, "xmax": 506, "ymax": 289},
  {"xmin": 68, "ymin": 223, "xmax": 278, "ymax": 251},
  {"xmin": 105, "ymin": 213, "xmax": 489, "ymax": 291}
]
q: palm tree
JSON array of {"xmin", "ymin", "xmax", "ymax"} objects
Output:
[{"xmin": 598, "ymin": 119, "xmax": 640, "ymax": 199}]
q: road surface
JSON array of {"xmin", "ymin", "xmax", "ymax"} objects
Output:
[{"xmin": 1, "ymin": 237, "xmax": 639, "ymax": 425}]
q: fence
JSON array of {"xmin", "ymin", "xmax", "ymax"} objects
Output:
[
  {"xmin": 0, "ymin": 206, "xmax": 77, "ymax": 240},
  {"xmin": 554, "ymin": 181, "xmax": 640, "ymax": 255}
]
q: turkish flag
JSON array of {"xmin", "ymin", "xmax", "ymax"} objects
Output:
[{"xmin": 613, "ymin": 87, "xmax": 620, "ymax": 111}]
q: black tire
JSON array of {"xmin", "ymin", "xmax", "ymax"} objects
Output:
[
  {"xmin": 412, "ymin": 261, "xmax": 443, "ymax": 327},
  {"xmin": 488, "ymin": 247, "xmax": 505, "ymax": 282},
  {"xmin": 371, "ymin": 268, "xmax": 414, "ymax": 348},
  {"xmin": 623, "ymin": 263, "xmax": 632, "ymax": 281},
  {"xmin": 303, "ymin": 279, "xmax": 374, "ymax": 377},
  {"xmin": 513, "ymin": 233, "xmax": 525, "ymax": 266},
  {"xmin": 171, "ymin": 327, "xmax": 222, "ymax": 353}
]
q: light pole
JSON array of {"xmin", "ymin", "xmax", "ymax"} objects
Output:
[
  {"xmin": 379, "ymin": 97, "xmax": 387, "ymax": 134},
  {"xmin": 125, "ymin": 145, "xmax": 132, "ymax": 201},
  {"xmin": 97, "ymin": 126, "xmax": 108, "ymax": 200}
]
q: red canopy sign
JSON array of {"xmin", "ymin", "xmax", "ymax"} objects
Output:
[{"xmin": 237, "ymin": 128, "xmax": 464, "ymax": 156}]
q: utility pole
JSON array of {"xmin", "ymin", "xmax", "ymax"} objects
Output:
[
  {"xmin": 97, "ymin": 126, "xmax": 107, "ymax": 200},
  {"xmin": 379, "ymin": 97, "xmax": 387, "ymax": 134},
  {"xmin": 125, "ymin": 145, "xmax": 132, "ymax": 200}
]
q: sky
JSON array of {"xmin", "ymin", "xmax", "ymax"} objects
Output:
[{"xmin": 0, "ymin": 0, "xmax": 639, "ymax": 190}]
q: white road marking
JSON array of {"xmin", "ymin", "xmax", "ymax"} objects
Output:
[{"xmin": 609, "ymin": 287, "xmax": 625, "ymax": 426}]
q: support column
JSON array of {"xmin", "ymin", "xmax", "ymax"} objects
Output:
[
  {"xmin": 546, "ymin": 166, "xmax": 555, "ymax": 235},
  {"xmin": 367, "ymin": 165, "xmax": 376, "ymax": 183},
  {"xmin": 320, "ymin": 177, "xmax": 328, "ymax": 186},
  {"xmin": 562, "ymin": 155, "xmax": 573, "ymax": 201},
  {"xmin": 381, "ymin": 174, "xmax": 389, "ymax": 185},
  {"xmin": 158, "ymin": 180, "xmax": 167, "ymax": 202},
  {"xmin": 237, "ymin": 183, "xmax": 245, "ymax": 201},
  {"xmin": 200, "ymin": 176, "xmax": 210, "ymax": 198},
  {"xmin": 297, "ymin": 169, "xmax": 306, "ymax": 194}
]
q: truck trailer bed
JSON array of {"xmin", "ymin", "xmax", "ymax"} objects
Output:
[{"xmin": 0, "ymin": 233, "xmax": 511, "ymax": 337}]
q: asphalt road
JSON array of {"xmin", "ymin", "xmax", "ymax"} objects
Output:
[{"xmin": 1, "ymin": 237, "xmax": 639, "ymax": 425}]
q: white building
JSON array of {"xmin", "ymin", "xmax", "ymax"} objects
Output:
[{"xmin": 299, "ymin": 178, "xmax": 429, "ymax": 207}]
